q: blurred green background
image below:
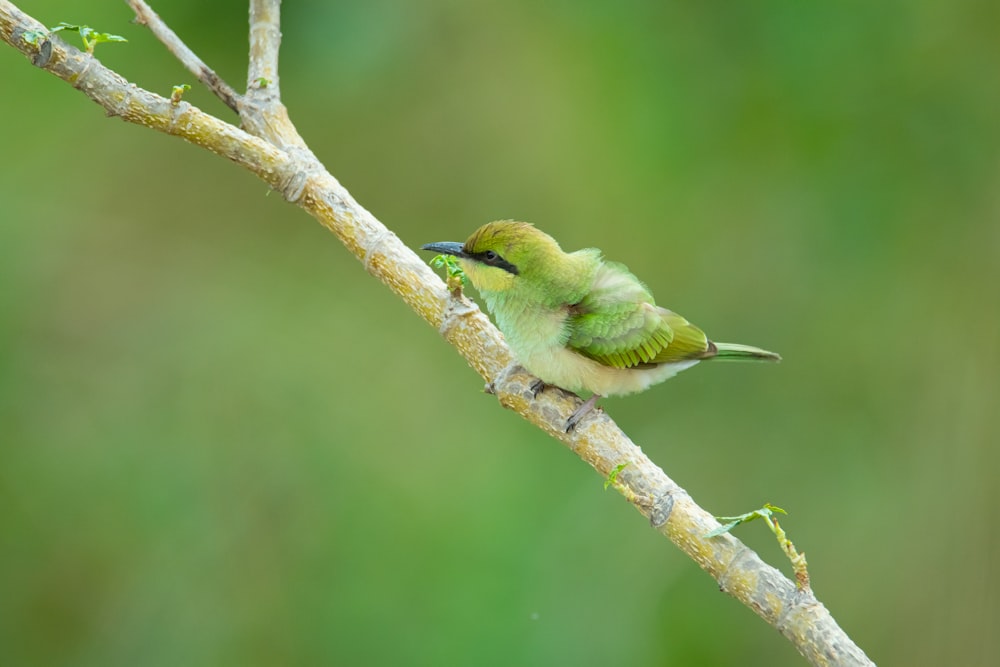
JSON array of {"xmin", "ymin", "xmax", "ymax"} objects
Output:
[{"xmin": 2, "ymin": 1, "xmax": 998, "ymax": 665}]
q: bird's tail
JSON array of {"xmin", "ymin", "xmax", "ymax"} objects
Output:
[{"xmin": 710, "ymin": 342, "xmax": 782, "ymax": 362}]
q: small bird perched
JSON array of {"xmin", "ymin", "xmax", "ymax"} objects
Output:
[{"xmin": 422, "ymin": 221, "xmax": 780, "ymax": 431}]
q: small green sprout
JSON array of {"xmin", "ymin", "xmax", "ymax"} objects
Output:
[
  {"xmin": 49, "ymin": 23, "xmax": 127, "ymax": 54},
  {"xmin": 707, "ymin": 502, "xmax": 810, "ymax": 591},
  {"xmin": 604, "ymin": 462, "xmax": 628, "ymax": 490},
  {"xmin": 254, "ymin": 77, "xmax": 271, "ymax": 88},
  {"xmin": 706, "ymin": 502, "xmax": 786, "ymax": 538},
  {"xmin": 170, "ymin": 84, "xmax": 191, "ymax": 105},
  {"xmin": 429, "ymin": 254, "xmax": 467, "ymax": 296}
]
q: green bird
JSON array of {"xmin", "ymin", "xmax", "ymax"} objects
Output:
[{"xmin": 422, "ymin": 221, "xmax": 780, "ymax": 431}]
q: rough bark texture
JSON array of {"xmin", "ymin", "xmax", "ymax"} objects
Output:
[{"xmin": 0, "ymin": 2, "xmax": 875, "ymax": 664}]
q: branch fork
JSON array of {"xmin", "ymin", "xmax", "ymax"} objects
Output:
[{"xmin": 0, "ymin": 2, "xmax": 874, "ymax": 664}]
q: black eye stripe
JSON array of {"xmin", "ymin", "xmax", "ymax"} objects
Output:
[{"xmin": 469, "ymin": 250, "xmax": 519, "ymax": 275}]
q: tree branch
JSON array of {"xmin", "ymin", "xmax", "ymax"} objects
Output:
[
  {"xmin": 0, "ymin": 2, "xmax": 874, "ymax": 665},
  {"xmin": 125, "ymin": 0, "xmax": 241, "ymax": 112},
  {"xmin": 246, "ymin": 0, "xmax": 282, "ymax": 99}
]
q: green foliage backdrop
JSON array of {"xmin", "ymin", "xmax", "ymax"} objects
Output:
[{"xmin": 2, "ymin": 1, "xmax": 997, "ymax": 665}]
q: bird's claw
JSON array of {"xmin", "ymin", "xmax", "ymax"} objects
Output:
[
  {"xmin": 564, "ymin": 395, "xmax": 601, "ymax": 433},
  {"xmin": 529, "ymin": 379, "xmax": 547, "ymax": 398}
]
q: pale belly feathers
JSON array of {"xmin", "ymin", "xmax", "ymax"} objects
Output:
[{"xmin": 500, "ymin": 304, "xmax": 699, "ymax": 397}]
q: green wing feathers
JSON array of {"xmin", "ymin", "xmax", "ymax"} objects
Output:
[
  {"xmin": 565, "ymin": 262, "xmax": 712, "ymax": 369},
  {"xmin": 564, "ymin": 261, "xmax": 780, "ymax": 369},
  {"xmin": 653, "ymin": 310, "xmax": 714, "ymax": 363}
]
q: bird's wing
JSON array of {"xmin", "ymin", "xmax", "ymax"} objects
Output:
[{"xmin": 566, "ymin": 261, "xmax": 712, "ymax": 369}]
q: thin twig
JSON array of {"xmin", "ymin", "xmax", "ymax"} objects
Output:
[
  {"xmin": 0, "ymin": 2, "xmax": 875, "ymax": 665},
  {"xmin": 125, "ymin": 0, "xmax": 241, "ymax": 112},
  {"xmin": 238, "ymin": 0, "xmax": 308, "ymax": 151},
  {"xmin": 247, "ymin": 0, "xmax": 281, "ymax": 98}
]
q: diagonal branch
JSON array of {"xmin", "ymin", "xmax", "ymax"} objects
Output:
[
  {"xmin": 125, "ymin": 0, "xmax": 241, "ymax": 112},
  {"xmin": 0, "ymin": 2, "xmax": 875, "ymax": 665}
]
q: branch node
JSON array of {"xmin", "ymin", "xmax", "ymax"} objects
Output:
[
  {"xmin": 277, "ymin": 165, "xmax": 310, "ymax": 203},
  {"xmin": 71, "ymin": 52, "xmax": 96, "ymax": 92},
  {"xmin": 437, "ymin": 294, "xmax": 480, "ymax": 339},
  {"xmin": 489, "ymin": 361, "xmax": 522, "ymax": 392},
  {"xmin": 648, "ymin": 490, "xmax": 675, "ymax": 527},
  {"xmin": 717, "ymin": 545, "xmax": 759, "ymax": 597},
  {"xmin": 249, "ymin": 20, "xmax": 281, "ymax": 43},
  {"xmin": 30, "ymin": 37, "xmax": 52, "ymax": 67},
  {"xmin": 362, "ymin": 227, "xmax": 398, "ymax": 275},
  {"xmin": 167, "ymin": 100, "xmax": 192, "ymax": 131}
]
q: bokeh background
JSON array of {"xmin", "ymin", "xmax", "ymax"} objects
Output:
[{"xmin": 2, "ymin": 1, "xmax": 998, "ymax": 665}]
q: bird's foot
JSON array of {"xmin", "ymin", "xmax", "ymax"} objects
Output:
[
  {"xmin": 565, "ymin": 395, "xmax": 601, "ymax": 433},
  {"xmin": 529, "ymin": 378, "xmax": 548, "ymax": 398}
]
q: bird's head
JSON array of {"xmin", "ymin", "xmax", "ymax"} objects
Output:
[{"xmin": 422, "ymin": 221, "xmax": 565, "ymax": 293}]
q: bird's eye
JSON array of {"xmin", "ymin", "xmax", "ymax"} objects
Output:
[{"xmin": 476, "ymin": 248, "xmax": 518, "ymax": 275}]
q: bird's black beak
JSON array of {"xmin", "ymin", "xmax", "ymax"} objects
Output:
[{"xmin": 420, "ymin": 241, "xmax": 467, "ymax": 257}]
